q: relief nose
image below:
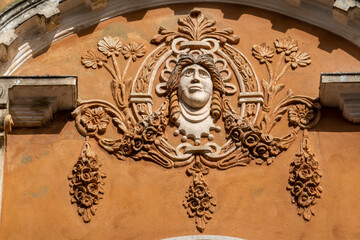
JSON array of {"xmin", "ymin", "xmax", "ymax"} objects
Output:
[
  {"xmin": 191, "ymin": 70, "xmax": 201, "ymax": 83},
  {"xmin": 191, "ymin": 77, "xmax": 200, "ymax": 83}
]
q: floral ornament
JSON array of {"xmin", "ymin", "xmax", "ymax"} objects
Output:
[
  {"xmin": 288, "ymin": 104, "xmax": 315, "ymax": 127},
  {"xmin": 274, "ymin": 37, "xmax": 298, "ymax": 55},
  {"xmin": 98, "ymin": 36, "xmax": 122, "ymax": 57},
  {"xmin": 68, "ymin": 140, "xmax": 106, "ymax": 222},
  {"xmin": 184, "ymin": 161, "xmax": 216, "ymax": 233},
  {"xmin": 222, "ymin": 112, "xmax": 285, "ymax": 165},
  {"xmin": 121, "ymin": 42, "xmax": 146, "ymax": 62},
  {"xmin": 285, "ymin": 51, "xmax": 311, "ymax": 69},
  {"xmin": 252, "ymin": 43, "xmax": 274, "ymax": 63},
  {"xmin": 287, "ymin": 133, "xmax": 322, "ymax": 221},
  {"xmin": 81, "ymin": 50, "xmax": 107, "ymax": 69},
  {"xmin": 80, "ymin": 107, "xmax": 111, "ymax": 134},
  {"xmin": 107, "ymin": 107, "xmax": 168, "ymax": 158}
]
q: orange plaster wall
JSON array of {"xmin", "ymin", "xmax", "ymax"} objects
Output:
[{"xmin": 1, "ymin": 3, "xmax": 360, "ymax": 240}]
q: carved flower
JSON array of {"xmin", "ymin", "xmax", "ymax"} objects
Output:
[
  {"xmin": 80, "ymin": 193, "xmax": 94, "ymax": 207},
  {"xmin": 81, "ymin": 50, "xmax": 107, "ymax": 69},
  {"xmin": 307, "ymin": 158, "xmax": 319, "ymax": 169},
  {"xmin": 88, "ymin": 159, "xmax": 100, "ymax": 170},
  {"xmin": 98, "ymin": 36, "xmax": 122, "ymax": 57},
  {"xmin": 200, "ymin": 198, "xmax": 211, "ymax": 210},
  {"xmin": 224, "ymin": 115, "xmax": 237, "ymax": 131},
  {"xmin": 87, "ymin": 183, "xmax": 99, "ymax": 195},
  {"xmin": 122, "ymin": 42, "xmax": 146, "ymax": 62},
  {"xmin": 119, "ymin": 141, "xmax": 132, "ymax": 156},
  {"xmin": 269, "ymin": 139, "xmax": 281, "ymax": 155},
  {"xmin": 135, "ymin": 123, "xmax": 146, "ymax": 135},
  {"xmin": 73, "ymin": 160, "xmax": 84, "ymax": 173},
  {"xmin": 297, "ymin": 192, "xmax": 313, "ymax": 207},
  {"xmin": 143, "ymin": 126, "xmax": 157, "ymax": 142},
  {"xmin": 81, "ymin": 107, "xmax": 110, "ymax": 134},
  {"xmin": 288, "ymin": 104, "xmax": 314, "ymax": 127},
  {"xmin": 285, "ymin": 51, "xmax": 311, "ymax": 69},
  {"xmin": 230, "ymin": 126, "xmax": 243, "ymax": 142},
  {"xmin": 187, "ymin": 162, "xmax": 209, "ymax": 176},
  {"xmin": 189, "ymin": 198, "xmax": 200, "ymax": 211},
  {"xmin": 243, "ymin": 132, "xmax": 260, "ymax": 148},
  {"xmin": 304, "ymin": 181, "xmax": 317, "ymax": 196},
  {"xmin": 291, "ymin": 181, "xmax": 304, "ymax": 197},
  {"xmin": 80, "ymin": 167, "xmax": 93, "ymax": 182},
  {"xmin": 298, "ymin": 164, "xmax": 313, "ymax": 181},
  {"xmin": 312, "ymin": 170, "xmax": 321, "ymax": 184},
  {"xmin": 197, "ymin": 206, "xmax": 206, "ymax": 216},
  {"xmin": 131, "ymin": 136, "xmax": 144, "ymax": 152},
  {"xmin": 253, "ymin": 143, "xmax": 269, "ymax": 158},
  {"xmin": 274, "ymin": 37, "xmax": 298, "ymax": 55},
  {"xmin": 74, "ymin": 186, "xmax": 87, "ymax": 201},
  {"xmin": 194, "ymin": 186, "xmax": 206, "ymax": 199},
  {"xmin": 252, "ymin": 43, "xmax": 274, "ymax": 63},
  {"xmin": 293, "ymin": 154, "xmax": 305, "ymax": 166}
]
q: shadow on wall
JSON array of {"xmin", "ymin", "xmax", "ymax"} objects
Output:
[
  {"xmin": 145, "ymin": 2, "xmax": 359, "ymax": 58},
  {"xmin": 312, "ymin": 107, "xmax": 360, "ymax": 133},
  {"xmin": 10, "ymin": 110, "xmax": 73, "ymax": 135}
]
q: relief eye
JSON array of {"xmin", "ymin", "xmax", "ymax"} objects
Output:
[
  {"xmin": 199, "ymin": 70, "xmax": 209, "ymax": 78},
  {"xmin": 183, "ymin": 69, "xmax": 194, "ymax": 76}
]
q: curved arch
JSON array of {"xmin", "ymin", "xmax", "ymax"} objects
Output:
[
  {"xmin": 163, "ymin": 235, "xmax": 247, "ymax": 240},
  {"xmin": 0, "ymin": 0, "xmax": 359, "ymax": 76}
]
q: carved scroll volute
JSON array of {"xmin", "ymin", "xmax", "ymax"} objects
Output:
[{"xmin": 70, "ymin": 9, "xmax": 323, "ymax": 231}]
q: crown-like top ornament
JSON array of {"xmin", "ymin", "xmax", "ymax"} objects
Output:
[
  {"xmin": 151, "ymin": 9, "xmax": 240, "ymax": 46},
  {"xmin": 70, "ymin": 9, "xmax": 322, "ymax": 232}
]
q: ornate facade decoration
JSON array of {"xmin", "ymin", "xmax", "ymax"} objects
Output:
[
  {"xmin": 287, "ymin": 130, "xmax": 322, "ymax": 221},
  {"xmin": 70, "ymin": 10, "xmax": 321, "ymax": 231},
  {"xmin": 183, "ymin": 158, "xmax": 216, "ymax": 232},
  {"xmin": 68, "ymin": 137, "xmax": 106, "ymax": 222}
]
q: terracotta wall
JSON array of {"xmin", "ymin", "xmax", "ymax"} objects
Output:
[{"xmin": 1, "ymin": 3, "xmax": 360, "ymax": 240}]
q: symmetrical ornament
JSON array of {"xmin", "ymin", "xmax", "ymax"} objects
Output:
[
  {"xmin": 68, "ymin": 137, "xmax": 106, "ymax": 222},
  {"xmin": 287, "ymin": 130, "xmax": 322, "ymax": 221},
  {"xmin": 70, "ymin": 9, "xmax": 322, "ymax": 231},
  {"xmin": 183, "ymin": 157, "xmax": 216, "ymax": 232}
]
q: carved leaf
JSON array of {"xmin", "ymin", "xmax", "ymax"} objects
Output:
[
  {"xmin": 113, "ymin": 117, "xmax": 127, "ymax": 132},
  {"xmin": 262, "ymin": 79, "xmax": 269, "ymax": 92},
  {"xmin": 275, "ymin": 84, "xmax": 285, "ymax": 95},
  {"xmin": 151, "ymin": 10, "xmax": 239, "ymax": 45}
]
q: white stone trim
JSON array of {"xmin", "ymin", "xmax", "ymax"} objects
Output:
[
  {"xmin": 0, "ymin": 76, "xmax": 77, "ymax": 227},
  {"xmin": 320, "ymin": 72, "xmax": 360, "ymax": 123}
]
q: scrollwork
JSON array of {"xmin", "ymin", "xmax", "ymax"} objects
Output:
[{"xmin": 70, "ymin": 10, "xmax": 323, "ymax": 231}]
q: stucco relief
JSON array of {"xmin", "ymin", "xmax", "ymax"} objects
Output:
[{"xmin": 70, "ymin": 10, "xmax": 322, "ymax": 231}]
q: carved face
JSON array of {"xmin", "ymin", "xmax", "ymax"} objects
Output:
[{"xmin": 178, "ymin": 64, "xmax": 213, "ymax": 109}]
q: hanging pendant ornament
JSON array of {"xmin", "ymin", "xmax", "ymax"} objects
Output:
[{"xmin": 71, "ymin": 9, "xmax": 321, "ymax": 231}]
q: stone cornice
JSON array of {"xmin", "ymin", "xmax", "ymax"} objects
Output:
[
  {"xmin": 0, "ymin": 76, "xmax": 77, "ymax": 227},
  {"xmin": 320, "ymin": 72, "xmax": 360, "ymax": 123}
]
